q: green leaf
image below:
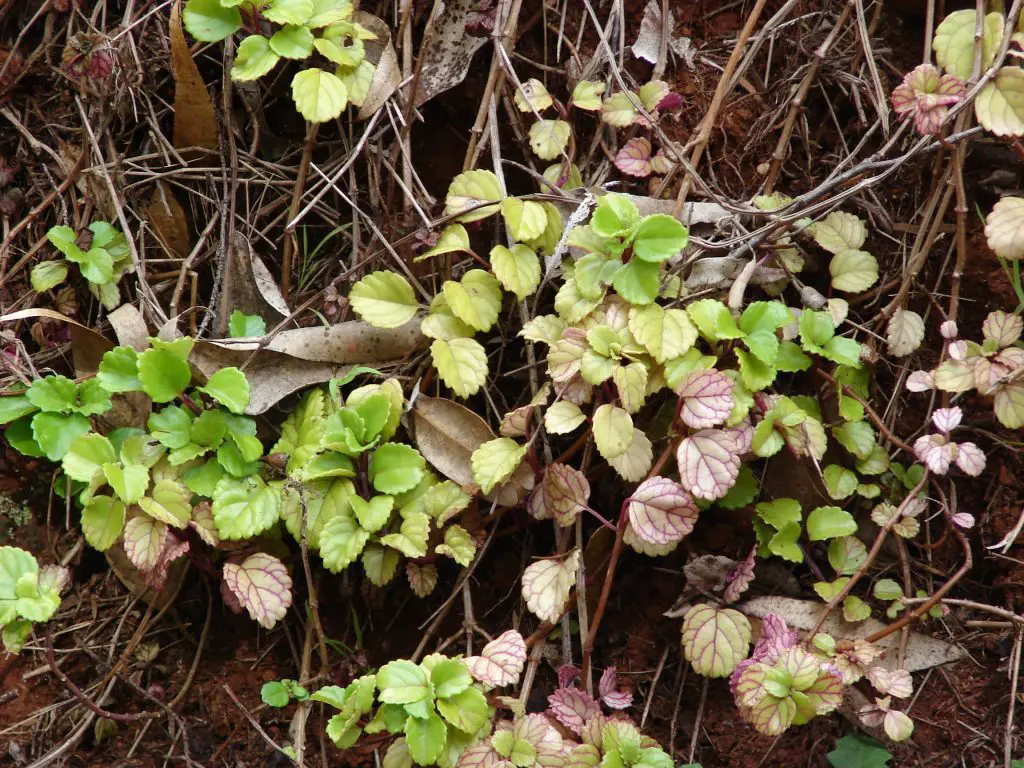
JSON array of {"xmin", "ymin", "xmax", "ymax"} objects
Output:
[
  {"xmin": 843, "ymin": 595, "xmax": 872, "ymax": 622},
  {"xmin": 933, "ymin": 9, "xmax": 1002, "ymax": 80},
  {"xmin": 377, "ymin": 659, "xmax": 431, "ymax": 706},
  {"xmin": 97, "ymin": 347, "xmax": 142, "ymax": 392},
  {"xmin": 349, "ymin": 271, "xmax": 419, "ymax": 328},
  {"xmin": 736, "ymin": 348, "xmax": 776, "ymax": 391},
  {"xmin": 380, "ymin": 511, "xmax": 430, "ymax": 557},
  {"xmin": 768, "ymin": 522, "xmax": 803, "ymax": 562},
  {"xmin": 571, "ymin": 79, "xmax": 606, "ymax": 110},
  {"xmin": 0, "ymin": 396, "xmax": 36, "ymax": 425},
  {"xmin": 320, "ymin": 512, "xmax": 370, "ymax": 571},
  {"xmin": 263, "ymin": 0, "xmax": 314, "ymax": 25},
  {"xmin": 444, "ymin": 169, "xmax": 503, "ymax": 223},
  {"xmin": 592, "ymin": 194, "xmax": 639, "ymax": 238},
  {"xmin": 314, "ymin": 35, "xmax": 364, "ymax": 66},
  {"xmin": 61, "ymin": 433, "xmax": 115, "ymax": 483},
  {"xmin": 812, "ymin": 212, "xmax": 867, "ymax": 254},
  {"xmin": 632, "ymin": 214, "xmax": 688, "ymax": 263},
  {"xmin": 828, "ymin": 535, "xmax": 867, "ymax": 575},
  {"xmin": 28, "ymin": 376, "xmax": 77, "ymax": 413},
  {"xmin": 431, "ymin": 337, "xmax": 488, "ymax": 398},
  {"xmin": 349, "ymin": 494, "xmax": 392, "ymax": 534},
  {"xmin": 775, "ymin": 341, "xmax": 811, "ymax": 372},
  {"xmin": 436, "ymin": 686, "xmax": 489, "ymax": 733},
  {"xmin": 823, "ymin": 465, "xmax": 858, "ymax": 500},
  {"xmin": 5, "ymin": 418, "xmax": 44, "ymax": 457},
  {"xmin": 490, "ymin": 244, "xmax": 540, "ymax": 300},
  {"xmin": 686, "ymin": 299, "xmax": 743, "ymax": 341},
  {"xmin": 602, "ymin": 91, "xmax": 638, "ymax": 126},
  {"xmin": 813, "ymin": 578, "xmax": 849, "ymax": 601},
  {"xmin": 183, "ymin": 0, "xmax": 242, "ymax": 41},
  {"xmin": 370, "ymin": 443, "xmax": 425, "ymax": 495},
  {"xmin": 443, "ymin": 270, "xmax": 502, "ymax": 332},
  {"xmin": 611, "ymin": 258, "xmax": 660, "ymax": 305},
  {"xmin": 829, "ymin": 250, "xmax": 879, "ymax": 293},
  {"xmin": 291, "ymin": 67, "xmax": 348, "ymax": 123},
  {"xmin": 228, "ymin": 310, "xmax": 266, "ymax": 338},
  {"xmin": 833, "ymin": 420, "xmax": 875, "ymax": 460},
  {"xmin": 826, "ymin": 733, "xmax": 892, "ymax": 768},
  {"xmin": 75, "ymin": 380, "xmax": 112, "ymax": 417},
  {"xmin": 31, "ymin": 261, "xmax": 68, "ymax": 292},
  {"xmin": 138, "ymin": 347, "xmax": 192, "ymax": 403},
  {"xmin": 822, "ymin": 337, "xmax": 863, "ymax": 367},
  {"xmin": 261, "ymin": 681, "xmax": 291, "ymax": 708},
  {"xmin": 500, "ymin": 199, "xmax": 548, "ymax": 242},
  {"xmin": 31, "ymin": 412, "xmax": 91, "ymax": 462},
  {"xmin": 742, "ymin": 330, "xmax": 780, "ymax": 365},
  {"xmin": 756, "ymin": 498, "xmax": 801, "ymax": 530},
  {"xmin": 471, "ymin": 438, "xmax": 527, "ymax": 495},
  {"xmin": 430, "ymin": 659, "xmax": 472, "ymax": 699},
  {"xmin": 806, "ymin": 505, "xmax": 857, "ymax": 541},
  {"xmin": 528, "ymin": 119, "xmax": 570, "ymax": 160},
  {"xmin": 435, "ymin": 525, "xmax": 475, "ymax": 566},
  {"xmin": 628, "ymin": 304, "xmax": 698, "ymax": 363},
  {"xmin": 405, "ymin": 712, "xmax": 447, "ymax": 764},
  {"xmin": 212, "ymin": 475, "xmax": 281, "ymax": 539},
  {"xmin": 81, "ymin": 496, "xmax": 126, "ymax": 551},
  {"xmin": 198, "ymin": 368, "xmax": 250, "ymax": 414},
  {"xmin": 874, "ymin": 578, "xmax": 904, "ymax": 601},
  {"xmin": 101, "ymin": 463, "xmax": 148, "ymax": 505},
  {"xmin": 417, "ymin": 224, "xmax": 470, "ymax": 261},
  {"xmin": 270, "ymin": 25, "xmax": 315, "ymax": 58},
  {"xmin": 139, "ymin": 479, "xmax": 192, "ymax": 528},
  {"xmin": 232, "ymin": 35, "xmax": 280, "ymax": 80},
  {"xmin": 593, "ymin": 404, "xmax": 632, "ymax": 460},
  {"xmin": 148, "ymin": 406, "xmax": 192, "ymax": 450}
]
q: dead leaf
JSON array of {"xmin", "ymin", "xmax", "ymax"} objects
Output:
[
  {"xmin": 412, "ymin": 395, "xmax": 533, "ymax": 506},
  {"xmin": 170, "ymin": 1, "xmax": 217, "ymax": 151},
  {"xmin": 631, "ymin": 0, "xmax": 695, "ymax": 69},
  {"xmin": 739, "ymin": 596, "xmax": 966, "ymax": 673},
  {"xmin": 144, "ymin": 181, "xmax": 190, "ymax": 261},
  {"xmin": 57, "ymin": 141, "xmax": 117, "ymax": 221},
  {"xmin": 107, "ymin": 304, "xmax": 149, "ymax": 351},
  {"xmin": 414, "ymin": 0, "xmax": 489, "ymax": 107},
  {"xmin": 354, "ymin": 11, "xmax": 401, "ymax": 120},
  {"xmin": 221, "ymin": 234, "xmax": 290, "ymax": 328},
  {"xmin": 685, "ymin": 257, "xmax": 788, "ymax": 292},
  {"xmin": 190, "ymin": 319, "xmax": 426, "ymax": 414},
  {"xmin": 0, "ymin": 308, "xmax": 112, "ymax": 376}
]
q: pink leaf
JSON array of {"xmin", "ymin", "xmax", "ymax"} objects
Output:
[
  {"xmin": 464, "ymin": 629, "xmax": 527, "ymax": 687},
  {"xmin": 940, "ymin": 320, "xmax": 958, "ymax": 339},
  {"xmin": 948, "ymin": 340, "xmax": 968, "ymax": 361},
  {"xmin": 675, "ymin": 369, "xmax": 735, "ymax": 428},
  {"xmin": 657, "ymin": 92, "xmax": 683, "ymax": 112},
  {"xmin": 613, "ymin": 137, "xmax": 653, "ymax": 178},
  {"xmin": 455, "ymin": 742, "xmax": 505, "ymax": 767},
  {"xmin": 532, "ymin": 463, "xmax": 591, "ymax": 527},
  {"xmin": 189, "ymin": 501, "xmax": 218, "ymax": 546},
  {"xmin": 598, "ymin": 668, "xmax": 633, "ymax": 710},
  {"xmin": 677, "ymin": 429, "xmax": 742, "ymax": 500},
  {"xmin": 955, "ymin": 442, "xmax": 986, "ymax": 476},
  {"xmin": 728, "ymin": 613, "xmax": 799, "ymax": 693},
  {"xmin": 931, "ymin": 406, "xmax": 962, "ymax": 433},
  {"xmin": 222, "ymin": 553, "xmax": 293, "ymax": 629},
  {"xmin": 723, "ymin": 546, "xmax": 756, "ymax": 603},
  {"xmin": 951, "ymin": 511, "xmax": 975, "ymax": 529},
  {"xmin": 905, "ymin": 371, "xmax": 934, "ymax": 392},
  {"xmin": 721, "ymin": 418, "xmax": 754, "ymax": 455},
  {"xmin": 913, "ymin": 434, "xmax": 954, "ymax": 474},
  {"xmin": 123, "ymin": 516, "xmax": 167, "ymax": 571},
  {"xmin": 547, "ymin": 686, "xmax": 600, "ymax": 734},
  {"xmin": 558, "ymin": 664, "xmax": 580, "ymax": 689},
  {"xmin": 142, "ymin": 533, "xmax": 189, "ymax": 592},
  {"xmin": 598, "ymin": 666, "xmax": 617, "ymax": 699},
  {"xmin": 626, "ymin": 476, "xmax": 699, "ymax": 546}
]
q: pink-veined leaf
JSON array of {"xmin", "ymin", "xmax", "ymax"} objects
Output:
[
  {"xmin": 728, "ymin": 613, "xmax": 799, "ymax": 693},
  {"xmin": 190, "ymin": 500, "xmax": 218, "ymax": 546},
  {"xmin": 455, "ymin": 741, "xmax": 505, "ymax": 767},
  {"xmin": 803, "ymin": 667, "xmax": 844, "ymax": 714},
  {"xmin": 649, "ymin": 148, "xmax": 672, "ymax": 175},
  {"xmin": 940, "ymin": 320, "xmax": 959, "ymax": 339},
  {"xmin": 932, "ymin": 406, "xmax": 962, "ymax": 433},
  {"xmin": 142, "ymin": 533, "xmax": 190, "ymax": 591},
  {"xmin": 407, "ymin": 562, "xmax": 438, "ymax": 597},
  {"xmin": 557, "ymin": 664, "xmax": 580, "ymax": 688},
  {"xmin": 983, "ymin": 309, "xmax": 1023, "ymax": 348},
  {"xmin": 720, "ymin": 418, "xmax": 754, "ymax": 455},
  {"xmin": 723, "ymin": 546, "xmax": 756, "ymax": 603},
  {"xmin": 951, "ymin": 511, "xmax": 976, "ymax": 529},
  {"xmin": 522, "ymin": 550, "xmax": 578, "ymax": 623},
  {"xmin": 464, "ymin": 629, "xmax": 527, "ymax": 687},
  {"xmin": 675, "ymin": 369, "xmax": 734, "ymax": 429},
  {"xmin": 955, "ymin": 442, "xmax": 986, "ymax": 476},
  {"xmin": 746, "ymin": 691, "xmax": 797, "ymax": 735},
  {"xmin": 677, "ymin": 430, "xmax": 742, "ymax": 500},
  {"xmin": 547, "ymin": 686, "xmax": 600, "ymax": 734},
  {"xmin": 613, "ymin": 137, "xmax": 653, "ymax": 177},
  {"xmin": 913, "ymin": 434, "xmax": 954, "ymax": 474},
  {"xmin": 598, "ymin": 667, "xmax": 633, "ymax": 710},
  {"xmin": 680, "ymin": 603, "xmax": 751, "ymax": 678},
  {"xmin": 530, "ymin": 463, "xmax": 591, "ymax": 527},
  {"xmin": 905, "ymin": 370, "xmax": 934, "ymax": 392},
  {"xmin": 123, "ymin": 516, "xmax": 168, "ymax": 572},
  {"xmin": 222, "ymin": 552, "xmax": 293, "ymax": 629},
  {"xmin": 626, "ymin": 476, "xmax": 698, "ymax": 546}
]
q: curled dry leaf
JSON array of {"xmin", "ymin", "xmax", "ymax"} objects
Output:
[
  {"xmin": 464, "ymin": 629, "xmax": 527, "ymax": 687},
  {"xmin": 413, "ymin": 0, "xmax": 489, "ymax": 107},
  {"xmin": 352, "ymin": 11, "xmax": 401, "ymax": 119},
  {"xmin": 170, "ymin": 2, "xmax": 217, "ymax": 151}
]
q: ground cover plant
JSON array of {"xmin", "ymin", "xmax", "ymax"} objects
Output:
[{"xmin": 3, "ymin": 1, "xmax": 1024, "ymax": 766}]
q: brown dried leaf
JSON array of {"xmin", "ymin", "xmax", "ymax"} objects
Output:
[
  {"xmin": 144, "ymin": 181, "xmax": 190, "ymax": 261},
  {"xmin": 170, "ymin": 1, "xmax": 217, "ymax": 151},
  {"xmin": 414, "ymin": 0, "xmax": 489, "ymax": 107},
  {"xmin": 354, "ymin": 11, "xmax": 401, "ymax": 120}
]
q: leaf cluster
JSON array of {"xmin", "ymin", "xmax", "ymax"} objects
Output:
[{"xmin": 33, "ymin": 222, "xmax": 132, "ymax": 310}]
